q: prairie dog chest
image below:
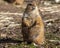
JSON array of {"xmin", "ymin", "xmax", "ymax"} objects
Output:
[{"xmin": 24, "ymin": 6, "xmax": 40, "ymax": 18}]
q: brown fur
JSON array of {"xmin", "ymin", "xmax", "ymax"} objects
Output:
[{"xmin": 22, "ymin": 1, "xmax": 45, "ymax": 46}]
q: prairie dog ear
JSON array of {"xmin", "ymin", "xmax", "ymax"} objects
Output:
[{"xmin": 26, "ymin": 0, "xmax": 37, "ymax": 6}]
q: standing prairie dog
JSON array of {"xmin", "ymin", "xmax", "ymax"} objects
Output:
[{"xmin": 22, "ymin": 1, "xmax": 45, "ymax": 47}]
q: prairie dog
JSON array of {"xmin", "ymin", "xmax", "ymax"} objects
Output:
[{"xmin": 22, "ymin": 1, "xmax": 45, "ymax": 47}]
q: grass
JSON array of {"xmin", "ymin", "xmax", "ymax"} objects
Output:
[{"xmin": 1, "ymin": 31, "xmax": 59, "ymax": 48}]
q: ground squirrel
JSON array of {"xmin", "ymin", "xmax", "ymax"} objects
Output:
[{"xmin": 22, "ymin": 1, "xmax": 45, "ymax": 47}]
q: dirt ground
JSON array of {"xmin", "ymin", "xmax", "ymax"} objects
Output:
[{"xmin": 0, "ymin": 1, "xmax": 60, "ymax": 48}]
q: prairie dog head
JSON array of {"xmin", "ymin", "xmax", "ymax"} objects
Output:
[
  {"xmin": 25, "ymin": 1, "xmax": 40, "ymax": 16},
  {"xmin": 25, "ymin": 1, "xmax": 38, "ymax": 12}
]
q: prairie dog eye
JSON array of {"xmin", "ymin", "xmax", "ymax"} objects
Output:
[{"xmin": 28, "ymin": 4, "xmax": 35, "ymax": 10}]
